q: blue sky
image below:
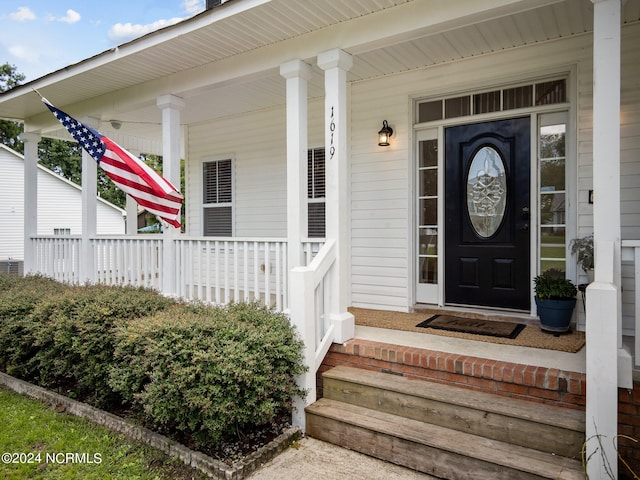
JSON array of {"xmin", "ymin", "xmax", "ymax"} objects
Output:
[{"xmin": 0, "ymin": 1, "xmax": 206, "ymax": 82}]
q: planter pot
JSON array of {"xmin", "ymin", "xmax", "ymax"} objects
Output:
[
  {"xmin": 586, "ymin": 269, "xmax": 594, "ymax": 284},
  {"xmin": 535, "ymin": 296, "xmax": 576, "ymax": 333}
]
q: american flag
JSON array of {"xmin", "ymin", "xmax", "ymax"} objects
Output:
[{"xmin": 40, "ymin": 96, "xmax": 183, "ymax": 228}]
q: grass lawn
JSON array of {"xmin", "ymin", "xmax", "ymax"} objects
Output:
[{"xmin": 0, "ymin": 388, "xmax": 207, "ymax": 480}]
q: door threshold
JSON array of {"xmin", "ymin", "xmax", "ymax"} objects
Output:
[{"xmin": 412, "ymin": 303, "xmax": 537, "ymax": 325}]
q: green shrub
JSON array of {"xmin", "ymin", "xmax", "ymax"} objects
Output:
[
  {"xmin": 28, "ymin": 284, "xmax": 174, "ymax": 408},
  {"xmin": 0, "ymin": 275, "xmax": 68, "ymax": 376},
  {"xmin": 109, "ymin": 302, "xmax": 306, "ymax": 446}
]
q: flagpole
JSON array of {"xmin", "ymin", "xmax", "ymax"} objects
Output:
[{"xmin": 32, "ymin": 88, "xmax": 45, "ymax": 100}]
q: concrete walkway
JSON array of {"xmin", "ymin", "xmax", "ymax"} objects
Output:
[{"xmin": 247, "ymin": 436, "xmax": 439, "ymax": 480}]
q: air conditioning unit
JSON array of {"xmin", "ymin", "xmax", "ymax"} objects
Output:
[{"xmin": 0, "ymin": 260, "xmax": 24, "ymax": 276}]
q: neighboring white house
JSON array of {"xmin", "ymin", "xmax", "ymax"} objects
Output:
[
  {"xmin": 0, "ymin": 0, "xmax": 638, "ymax": 477},
  {"xmin": 0, "ymin": 143, "xmax": 126, "ymax": 262}
]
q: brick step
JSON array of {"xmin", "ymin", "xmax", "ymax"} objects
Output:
[
  {"xmin": 319, "ymin": 338, "xmax": 586, "ymax": 410},
  {"xmin": 322, "ymin": 365, "xmax": 585, "ymax": 457},
  {"xmin": 306, "ymin": 397, "xmax": 584, "ymax": 480}
]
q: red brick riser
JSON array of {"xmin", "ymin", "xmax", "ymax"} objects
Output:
[{"xmin": 318, "ymin": 338, "xmax": 586, "ymax": 411}]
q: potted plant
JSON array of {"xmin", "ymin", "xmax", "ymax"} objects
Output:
[
  {"xmin": 534, "ymin": 270, "xmax": 578, "ymax": 334},
  {"xmin": 570, "ymin": 234, "xmax": 594, "ymax": 283}
]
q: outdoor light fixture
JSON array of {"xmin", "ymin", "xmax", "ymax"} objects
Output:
[
  {"xmin": 109, "ymin": 120, "xmax": 122, "ymax": 130},
  {"xmin": 378, "ymin": 120, "xmax": 393, "ymax": 146}
]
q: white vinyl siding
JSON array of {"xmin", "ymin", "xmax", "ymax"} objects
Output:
[
  {"xmin": 0, "ymin": 145, "xmax": 125, "ymax": 261},
  {"xmin": 186, "ymin": 99, "xmax": 325, "ymax": 238}
]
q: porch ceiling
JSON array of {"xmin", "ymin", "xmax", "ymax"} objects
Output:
[{"xmin": 1, "ymin": 0, "xmax": 639, "ymax": 150}]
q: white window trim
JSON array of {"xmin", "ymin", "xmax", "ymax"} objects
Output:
[{"xmin": 201, "ymin": 156, "xmax": 235, "ymax": 237}]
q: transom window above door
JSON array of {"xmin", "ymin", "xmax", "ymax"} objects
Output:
[{"xmin": 417, "ymin": 78, "xmax": 566, "ymax": 123}]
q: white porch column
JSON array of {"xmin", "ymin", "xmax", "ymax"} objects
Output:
[
  {"xmin": 126, "ymin": 194, "xmax": 138, "ymax": 234},
  {"xmin": 157, "ymin": 94, "xmax": 184, "ymax": 296},
  {"xmin": 318, "ymin": 49, "xmax": 355, "ymax": 343},
  {"xmin": 126, "ymin": 149, "xmax": 141, "ymax": 235},
  {"xmin": 19, "ymin": 132, "xmax": 40, "ymax": 274},
  {"xmin": 80, "ymin": 118, "xmax": 98, "ymax": 284},
  {"xmin": 280, "ymin": 59, "xmax": 313, "ymax": 430},
  {"xmin": 280, "ymin": 60, "xmax": 312, "ymax": 269},
  {"xmin": 586, "ymin": 1, "xmax": 622, "ymax": 478}
]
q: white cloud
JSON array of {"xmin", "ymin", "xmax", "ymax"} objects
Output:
[
  {"xmin": 108, "ymin": 17, "xmax": 184, "ymax": 43},
  {"xmin": 9, "ymin": 7, "xmax": 36, "ymax": 21},
  {"xmin": 183, "ymin": 0, "xmax": 206, "ymax": 15},
  {"xmin": 8, "ymin": 44, "xmax": 40, "ymax": 63},
  {"xmin": 56, "ymin": 9, "xmax": 81, "ymax": 24}
]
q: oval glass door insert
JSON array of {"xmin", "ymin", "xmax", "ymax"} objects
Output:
[{"xmin": 466, "ymin": 146, "xmax": 506, "ymax": 238}]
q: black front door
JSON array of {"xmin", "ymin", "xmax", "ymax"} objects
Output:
[{"xmin": 445, "ymin": 118, "xmax": 530, "ymax": 310}]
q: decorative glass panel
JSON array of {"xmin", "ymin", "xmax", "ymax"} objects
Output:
[
  {"xmin": 540, "ymin": 192, "xmax": 565, "ymax": 225},
  {"xmin": 418, "ymin": 101, "xmax": 443, "ymax": 123},
  {"xmin": 503, "ymin": 85, "xmax": 532, "ymax": 110},
  {"xmin": 420, "ymin": 198, "xmax": 437, "ymax": 226},
  {"xmin": 420, "ymin": 169, "xmax": 437, "ymax": 197},
  {"xmin": 445, "ymin": 96, "xmax": 471, "ymax": 119},
  {"xmin": 419, "ymin": 257, "xmax": 438, "ymax": 284},
  {"xmin": 419, "ymin": 139, "xmax": 438, "ymax": 167},
  {"xmin": 466, "ymin": 146, "xmax": 507, "ymax": 238},
  {"xmin": 419, "ymin": 228, "xmax": 438, "ymax": 255},
  {"xmin": 535, "ymin": 80, "xmax": 566, "ymax": 105},
  {"xmin": 473, "ymin": 91, "xmax": 501, "ymax": 114},
  {"xmin": 540, "ymin": 226, "xmax": 566, "ymax": 275}
]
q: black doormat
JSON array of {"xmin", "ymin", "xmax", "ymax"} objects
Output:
[{"xmin": 416, "ymin": 315, "xmax": 526, "ymax": 339}]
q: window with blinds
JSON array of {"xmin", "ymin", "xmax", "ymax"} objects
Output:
[
  {"xmin": 308, "ymin": 148, "xmax": 325, "ymax": 238},
  {"xmin": 203, "ymin": 159, "xmax": 233, "ymax": 236}
]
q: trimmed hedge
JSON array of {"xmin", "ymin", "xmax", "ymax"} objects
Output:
[
  {"xmin": 0, "ymin": 275, "xmax": 306, "ymax": 447},
  {"xmin": 28, "ymin": 285, "xmax": 174, "ymax": 407},
  {"xmin": 0, "ymin": 275, "xmax": 69, "ymax": 378},
  {"xmin": 109, "ymin": 302, "xmax": 306, "ymax": 446}
]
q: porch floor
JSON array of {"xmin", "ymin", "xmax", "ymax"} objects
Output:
[{"xmin": 354, "ymin": 324, "xmax": 585, "ymax": 373}]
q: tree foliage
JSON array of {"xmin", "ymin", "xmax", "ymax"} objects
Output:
[{"xmin": 0, "ymin": 63, "xmax": 25, "ymax": 154}]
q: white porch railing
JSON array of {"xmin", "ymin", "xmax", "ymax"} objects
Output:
[
  {"xmin": 175, "ymin": 237, "xmax": 288, "ymax": 310},
  {"xmin": 93, "ymin": 236, "xmax": 164, "ymax": 289},
  {"xmin": 32, "ymin": 236, "xmax": 83, "ymax": 284},
  {"xmin": 27, "ymin": 235, "xmax": 325, "ymax": 314},
  {"xmin": 289, "ymin": 238, "xmax": 337, "ymax": 428},
  {"xmin": 622, "ymin": 240, "xmax": 640, "ymax": 366}
]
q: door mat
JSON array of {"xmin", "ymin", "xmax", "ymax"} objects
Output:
[
  {"xmin": 349, "ymin": 307, "xmax": 586, "ymax": 353},
  {"xmin": 416, "ymin": 315, "xmax": 526, "ymax": 339}
]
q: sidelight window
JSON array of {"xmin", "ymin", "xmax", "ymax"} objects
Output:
[
  {"xmin": 418, "ymin": 138, "xmax": 439, "ymax": 285},
  {"xmin": 538, "ymin": 118, "xmax": 567, "ymax": 274}
]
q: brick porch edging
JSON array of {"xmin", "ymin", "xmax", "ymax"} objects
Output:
[
  {"xmin": 0, "ymin": 372, "xmax": 301, "ymax": 480},
  {"xmin": 318, "ymin": 338, "xmax": 586, "ymax": 410}
]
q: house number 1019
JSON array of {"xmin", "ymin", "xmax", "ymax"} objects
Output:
[{"xmin": 329, "ymin": 106, "xmax": 336, "ymax": 160}]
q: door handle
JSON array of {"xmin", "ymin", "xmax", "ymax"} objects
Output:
[
  {"xmin": 520, "ymin": 223, "xmax": 529, "ymax": 232},
  {"xmin": 521, "ymin": 207, "xmax": 530, "ymax": 220}
]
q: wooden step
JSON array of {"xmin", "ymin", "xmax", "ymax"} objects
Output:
[
  {"xmin": 306, "ymin": 398, "xmax": 584, "ymax": 480},
  {"xmin": 322, "ymin": 365, "xmax": 585, "ymax": 458}
]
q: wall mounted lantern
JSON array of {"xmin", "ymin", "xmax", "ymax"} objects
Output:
[{"xmin": 378, "ymin": 120, "xmax": 393, "ymax": 146}]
